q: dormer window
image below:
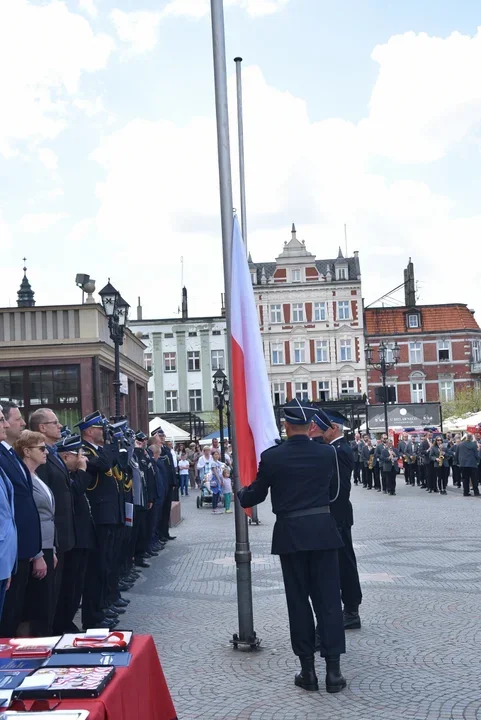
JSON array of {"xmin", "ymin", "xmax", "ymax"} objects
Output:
[
  {"xmin": 250, "ymin": 271, "xmax": 256, "ymax": 285},
  {"xmin": 291, "ymin": 269, "xmax": 301, "ymax": 283},
  {"xmin": 336, "ymin": 266, "xmax": 348, "ymax": 280},
  {"xmin": 407, "ymin": 313, "xmax": 420, "ymax": 328}
]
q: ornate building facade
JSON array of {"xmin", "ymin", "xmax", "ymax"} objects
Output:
[{"xmin": 249, "ymin": 225, "xmax": 367, "ymax": 405}]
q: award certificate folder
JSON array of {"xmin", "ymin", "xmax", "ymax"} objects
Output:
[
  {"xmin": 13, "ymin": 666, "xmax": 114, "ymax": 699},
  {"xmin": 0, "ymin": 712, "xmax": 90, "ymax": 719},
  {"xmin": 44, "ymin": 652, "xmax": 132, "ymax": 668},
  {"xmin": 53, "ymin": 632, "xmax": 132, "ymax": 654},
  {"xmin": 0, "ymin": 659, "xmax": 45, "ymax": 672},
  {"xmin": 0, "ymin": 671, "xmax": 33, "ymax": 691}
]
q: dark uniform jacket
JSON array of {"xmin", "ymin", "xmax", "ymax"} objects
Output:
[
  {"xmin": 374, "ymin": 442, "xmax": 385, "ymax": 466},
  {"xmin": 455, "ymin": 441, "xmax": 479, "ymax": 468},
  {"xmin": 321, "ymin": 436, "xmax": 354, "ymax": 529},
  {"xmin": 36, "ymin": 449, "xmax": 75, "ymax": 553},
  {"xmin": 0, "ymin": 444, "xmax": 41, "ymax": 560},
  {"xmin": 69, "ymin": 469, "xmax": 96, "ymax": 550},
  {"xmin": 82, "ymin": 441, "xmax": 121, "ymax": 526},
  {"xmin": 398, "ymin": 440, "xmax": 415, "ymax": 463},
  {"xmin": 238, "ymin": 435, "xmax": 343, "ymax": 555},
  {"xmin": 381, "ymin": 447, "xmax": 399, "ymax": 473},
  {"xmin": 161, "ymin": 446, "xmax": 177, "ymax": 488},
  {"xmin": 429, "ymin": 444, "xmax": 452, "ymax": 468}
]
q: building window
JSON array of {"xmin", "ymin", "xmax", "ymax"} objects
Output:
[
  {"xmin": 410, "ymin": 374, "xmax": 425, "ymax": 403},
  {"xmin": 314, "ymin": 302, "xmax": 326, "ymax": 321},
  {"xmin": 473, "ymin": 340, "xmax": 481, "ymax": 363},
  {"xmin": 164, "ymin": 352, "xmax": 176, "ymax": 372},
  {"xmin": 273, "ymin": 383, "xmax": 286, "ymax": 405},
  {"xmin": 165, "ymin": 391, "xmax": 178, "ymax": 412},
  {"xmin": 213, "ymin": 330, "xmax": 221, "ymax": 336},
  {"xmin": 295, "ymin": 381, "xmax": 309, "ymax": 401},
  {"xmin": 318, "ymin": 381, "xmax": 330, "ymax": 401},
  {"xmin": 144, "ymin": 353, "xmax": 152, "ymax": 373},
  {"xmin": 251, "ymin": 272, "xmax": 256, "ymax": 285},
  {"xmin": 291, "ymin": 269, "xmax": 301, "ymax": 283},
  {"xmin": 148, "ymin": 391, "xmax": 154, "ymax": 414},
  {"xmin": 189, "ymin": 389, "xmax": 202, "ymax": 412},
  {"xmin": 438, "ymin": 340, "xmax": 450, "ymax": 362},
  {"xmin": 409, "ymin": 342, "xmax": 423, "ymax": 364},
  {"xmin": 337, "ymin": 301, "xmax": 350, "ymax": 320},
  {"xmin": 292, "ymin": 304, "xmax": 304, "ymax": 322},
  {"xmin": 270, "ymin": 304, "xmax": 282, "ymax": 323},
  {"xmin": 294, "ymin": 341, "xmax": 306, "ymax": 364},
  {"xmin": 211, "ymin": 349, "xmax": 225, "ymax": 371},
  {"xmin": 439, "ymin": 380, "xmax": 454, "ymax": 402},
  {"xmin": 340, "ymin": 339, "xmax": 352, "ymax": 362},
  {"xmin": 164, "ymin": 333, "xmax": 174, "ymax": 338},
  {"xmin": 188, "ymin": 331, "xmax": 197, "ymax": 337},
  {"xmin": 341, "ymin": 380, "xmax": 355, "ymax": 395},
  {"xmin": 272, "ymin": 343, "xmax": 284, "ymax": 365},
  {"xmin": 336, "ymin": 267, "xmax": 347, "ymax": 280},
  {"xmin": 316, "ymin": 340, "xmax": 329, "ymax": 363},
  {"xmin": 382, "ymin": 343, "xmax": 395, "ymax": 363},
  {"xmin": 187, "ymin": 351, "xmax": 200, "ymax": 371},
  {"xmin": 408, "ymin": 314, "xmax": 420, "ymax": 328}
]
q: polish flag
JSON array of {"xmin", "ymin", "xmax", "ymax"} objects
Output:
[{"xmin": 230, "ymin": 215, "xmax": 279, "ymax": 503}]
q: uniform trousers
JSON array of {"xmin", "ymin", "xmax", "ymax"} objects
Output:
[
  {"xmin": 387, "ymin": 468, "xmax": 397, "ymax": 495},
  {"xmin": 361, "ymin": 465, "xmax": 367, "ymax": 487},
  {"xmin": 338, "ymin": 526, "xmax": 362, "ymax": 611},
  {"xmin": 353, "ymin": 461, "xmax": 361, "ymax": 484},
  {"xmin": 452, "ymin": 465, "xmax": 461, "ymax": 487},
  {"xmin": 364, "ymin": 467, "xmax": 373, "ymax": 489},
  {"xmin": 133, "ymin": 506, "xmax": 149, "ymax": 561},
  {"xmin": 0, "ymin": 558, "xmax": 31, "ymax": 637},
  {"xmin": 461, "ymin": 467, "xmax": 479, "ymax": 496},
  {"xmin": 106, "ymin": 525, "xmax": 124, "ymax": 606},
  {"xmin": 373, "ymin": 465, "xmax": 381, "ymax": 490},
  {"xmin": 159, "ymin": 486, "xmax": 174, "ymax": 540},
  {"xmin": 426, "ymin": 464, "xmax": 436, "ymax": 491},
  {"xmin": 82, "ymin": 524, "xmax": 116, "ymax": 628},
  {"xmin": 404, "ymin": 464, "xmax": 411, "ymax": 484},
  {"xmin": 147, "ymin": 500, "xmax": 162, "ymax": 551},
  {"xmin": 279, "ymin": 549, "xmax": 345, "ymax": 659},
  {"xmin": 53, "ymin": 548, "xmax": 90, "ymax": 634},
  {"xmin": 23, "ymin": 548, "xmax": 56, "ymax": 637}
]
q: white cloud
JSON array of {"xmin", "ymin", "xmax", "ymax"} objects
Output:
[
  {"xmin": 161, "ymin": 0, "xmax": 290, "ymax": 19},
  {"xmin": 0, "ymin": 211, "xmax": 13, "ymax": 249},
  {"xmin": 110, "ymin": 9, "xmax": 161, "ymax": 54},
  {"xmin": 37, "ymin": 148, "xmax": 58, "ymax": 172},
  {"xmin": 0, "ymin": 0, "xmax": 115, "ymax": 157},
  {"xmin": 18, "ymin": 212, "xmax": 68, "ymax": 233},
  {"xmin": 361, "ymin": 27, "xmax": 481, "ymax": 163},
  {"xmin": 78, "ymin": 0, "xmax": 98, "ymax": 18}
]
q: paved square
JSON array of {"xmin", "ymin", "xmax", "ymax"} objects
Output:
[{"xmin": 124, "ymin": 481, "xmax": 481, "ymax": 720}]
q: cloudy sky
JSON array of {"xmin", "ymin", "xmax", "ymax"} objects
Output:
[{"xmin": 1, "ymin": 0, "xmax": 481, "ymax": 319}]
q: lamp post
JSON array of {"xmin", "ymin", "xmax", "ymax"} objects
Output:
[
  {"xmin": 99, "ymin": 281, "xmax": 130, "ymax": 421},
  {"xmin": 213, "ymin": 368, "xmax": 227, "ymax": 462},
  {"xmin": 365, "ymin": 341, "xmax": 400, "ymax": 435},
  {"xmin": 224, "ymin": 381, "xmax": 232, "ymax": 451}
]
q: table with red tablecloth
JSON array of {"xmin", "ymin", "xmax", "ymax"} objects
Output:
[{"xmin": 2, "ymin": 635, "xmax": 177, "ymax": 720}]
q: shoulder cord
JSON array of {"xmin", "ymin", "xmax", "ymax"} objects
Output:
[{"xmin": 330, "ymin": 444, "xmax": 341, "ymax": 504}]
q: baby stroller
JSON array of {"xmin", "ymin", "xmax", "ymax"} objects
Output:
[{"xmin": 196, "ymin": 473, "xmax": 224, "ymax": 509}]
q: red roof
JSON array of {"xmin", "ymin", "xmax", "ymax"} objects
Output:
[{"xmin": 365, "ymin": 304, "xmax": 480, "ymax": 336}]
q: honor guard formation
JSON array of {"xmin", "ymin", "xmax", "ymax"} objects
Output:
[{"xmin": 0, "ymin": 402, "xmax": 179, "ymax": 636}]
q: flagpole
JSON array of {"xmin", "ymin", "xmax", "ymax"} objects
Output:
[
  {"xmin": 210, "ymin": 0, "xmax": 259, "ymax": 650},
  {"xmin": 234, "ymin": 56, "xmax": 260, "ymax": 528}
]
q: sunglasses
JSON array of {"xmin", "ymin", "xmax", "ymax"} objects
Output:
[{"xmin": 30, "ymin": 445, "xmax": 48, "ymax": 452}]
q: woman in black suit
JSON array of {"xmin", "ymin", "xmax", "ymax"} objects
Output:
[{"xmin": 14, "ymin": 431, "xmax": 57, "ymax": 636}]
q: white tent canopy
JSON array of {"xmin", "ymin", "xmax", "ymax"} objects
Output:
[
  {"xmin": 443, "ymin": 411, "xmax": 481, "ymax": 433},
  {"xmin": 148, "ymin": 416, "xmax": 190, "ymax": 443}
]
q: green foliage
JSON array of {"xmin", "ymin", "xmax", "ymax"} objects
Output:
[{"xmin": 442, "ymin": 386, "xmax": 481, "ymax": 419}]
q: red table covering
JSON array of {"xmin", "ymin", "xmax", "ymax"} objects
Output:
[{"xmin": 2, "ymin": 635, "xmax": 177, "ymax": 720}]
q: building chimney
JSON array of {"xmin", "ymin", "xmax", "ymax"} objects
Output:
[
  {"xmin": 137, "ymin": 296, "xmax": 142, "ymax": 321},
  {"xmin": 181, "ymin": 287, "xmax": 188, "ymax": 319},
  {"xmin": 404, "ymin": 258, "xmax": 416, "ymax": 307}
]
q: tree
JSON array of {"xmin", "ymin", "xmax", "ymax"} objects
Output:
[{"xmin": 442, "ymin": 386, "xmax": 481, "ymax": 419}]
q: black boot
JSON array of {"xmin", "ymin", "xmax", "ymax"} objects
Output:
[
  {"xmin": 325, "ymin": 656, "xmax": 346, "ymax": 694},
  {"xmin": 294, "ymin": 656, "xmax": 318, "ymax": 692},
  {"xmin": 343, "ymin": 609, "xmax": 361, "ymax": 630}
]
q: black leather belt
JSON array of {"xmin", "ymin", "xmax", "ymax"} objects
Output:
[{"xmin": 278, "ymin": 506, "xmax": 330, "ymax": 519}]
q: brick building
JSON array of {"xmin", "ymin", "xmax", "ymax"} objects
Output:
[
  {"xmin": 364, "ymin": 260, "xmax": 481, "ymax": 405},
  {"xmin": 249, "ymin": 224, "xmax": 367, "ymax": 404}
]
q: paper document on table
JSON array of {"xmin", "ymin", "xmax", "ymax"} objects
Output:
[{"xmin": 16, "ymin": 672, "xmax": 56, "ymax": 690}]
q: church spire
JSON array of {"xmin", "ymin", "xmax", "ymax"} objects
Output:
[{"xmin": 17, "ymin": 258, "xmax": 35, "ymax": 307}]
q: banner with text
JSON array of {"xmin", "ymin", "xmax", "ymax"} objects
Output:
[{"xmin": 367, "ymin": 403, "xmax": 441, "ymax": 431}]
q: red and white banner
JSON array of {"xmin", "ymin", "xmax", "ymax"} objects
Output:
[{"xmin": 230, "ymin": 216, "xmax": 279, "ymax": 501}]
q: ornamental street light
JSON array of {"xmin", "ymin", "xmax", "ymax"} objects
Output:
[
  {"xmin": 365, "ymin": 341, "xmax": 401, "ymax": 435},
  {"xmin": 99, "ymin": 281, "xmax": 130, "ymax": 421},
  {"xmin": 213, "ymin": 368, "xmax": 227, "ymax": 462},
  {"xmin": 223, "ymin": 380, "xmax": 232, "ymax": 451}
]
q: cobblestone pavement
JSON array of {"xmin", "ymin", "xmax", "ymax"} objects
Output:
[{"xmin": 122, "ymin": 479, "xmax": 481, "ymax": 720}]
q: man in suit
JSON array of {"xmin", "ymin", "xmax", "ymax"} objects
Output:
[
  {"xmin": 238, "ymin": 400, "xmax": 346, "ymax": 695},
  {"xmin": 0, "ymin": 402, "xmax": 42, "ymax": 636},
  {"xmin": 151, "ymin": 427, "xmax": 177, "ymax": 542},
  {"xmin": 0, "ymin": 407, "xmax": 17, "ymax": 623},
  {"xmin": 455, "ymin": 434, "xmax": 480, "ymax": 497},
  {"xmin": 29, "ymin": 408, "xmax": 76, "ymax": 624},
  {"xmin": 79, "ymin": 412, "xmax": 120, "ymax": 630},
  {"xmin": 310, "ymin": 409, "xmax": 363, "ymax": 630},
  {"xmin": 349, "ymin": 433, "xmax": 362, "ymax": 485},
  {"xmin": 398, "ymin": 433, "xmax": 414, "ymax": 486}
]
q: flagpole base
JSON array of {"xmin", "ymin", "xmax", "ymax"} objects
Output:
[{"xmin": 230, "ymin": 632, "xmax": 261, "ymax": 651}]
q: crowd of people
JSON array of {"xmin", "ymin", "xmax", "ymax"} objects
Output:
[
  {"xmin": 0, "ymin": 402, "xmax": 185, "ymax": 637},
  {"xmin": 350, "ymin": 430, "xmax": 481, "ymax": 497}
]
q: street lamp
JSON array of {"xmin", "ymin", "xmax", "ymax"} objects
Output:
[
  {"xmin": 223, "ymin": 380, "xmax": 231, "ymax": 450},
  {"xmin": 365, "ymin": 341, "xmax": 400, "ymax": 435},
  {"xmin": 213, "ymin": 368, "xmax": 227, "ymax": 462},
  {"xmin": 99, "ymin": 280, "xmax": 130, "ymax": 421}
]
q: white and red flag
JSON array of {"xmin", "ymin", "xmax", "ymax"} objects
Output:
[{"xmin": 230, "ymin": 215, "xmax": 279, "ymax": 507}]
